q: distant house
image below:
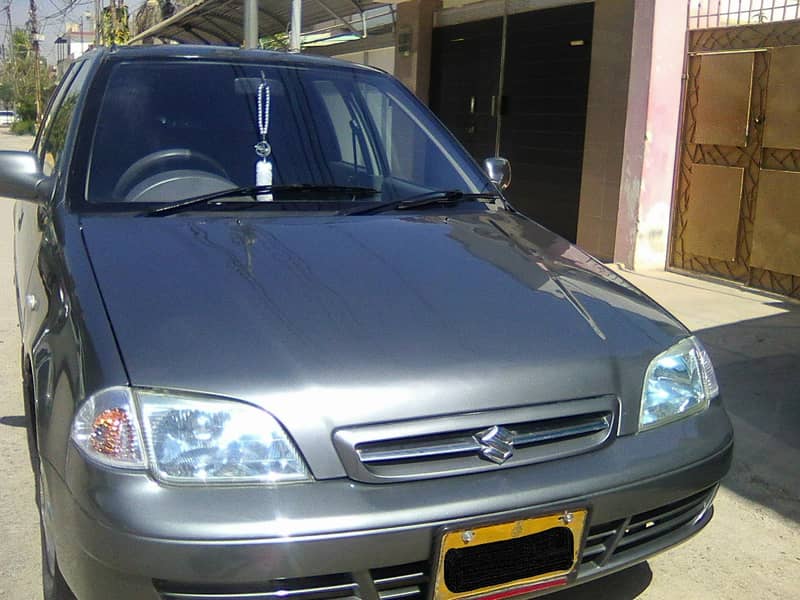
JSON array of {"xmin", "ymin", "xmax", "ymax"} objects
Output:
[{"xmin": 56, "ymin": 22, "xmax": 95, "ymax": 75}]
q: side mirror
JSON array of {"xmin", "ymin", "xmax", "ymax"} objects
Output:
[
  {"xmin": 0, "ymin": 151, "xmax": 50, "ymax": 202},
  {"xmin": 483, "ymin": 157, "xmax": 512, "ymax": 190}
]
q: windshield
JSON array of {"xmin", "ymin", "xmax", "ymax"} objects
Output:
[{"xmin": 86, "ymin": 58, "xmax": 489, "ymax": 207}]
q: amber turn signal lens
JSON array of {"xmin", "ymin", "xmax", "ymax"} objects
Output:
[
  {"xmin": 90, "ymin": 408, "xmax": 135, "ymax": 457},
  {"xmin": 71, "ymin": 388, "xmax": 145, "ymax": 468}
]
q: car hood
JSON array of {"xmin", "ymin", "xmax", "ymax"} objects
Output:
[{"xmin": 81, "ymin": 210, "xmax": 686, "ymax": 477}]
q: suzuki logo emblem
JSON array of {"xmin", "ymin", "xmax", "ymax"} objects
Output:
[{"xmin": 474, "ymin": 425, "xmax": 515, "ymax": 464}]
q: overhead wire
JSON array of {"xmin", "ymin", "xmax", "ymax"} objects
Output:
[{"xmin": 42, "ymin": 0, "xmax": 94, "ymax": 23}]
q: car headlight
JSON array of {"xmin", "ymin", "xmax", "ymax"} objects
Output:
[
  {"xmin": 640, "ymin": 336, "xmax": 719, "ymax": 431},
  {"xmin": 71, "ymin": 388, "xmax": 311, "ymax": 484}
]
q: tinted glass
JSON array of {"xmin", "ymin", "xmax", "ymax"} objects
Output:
[
  {"xmin": 40, "ymin": 62, "xmax": 89, "ymax": 177},
  {"xmin": 86, "ymin": 60, "xmax": 488, "ymax": 205}
]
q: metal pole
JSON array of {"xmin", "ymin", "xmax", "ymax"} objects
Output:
[
  {"xmin": 244, "ymin": 0, "xmax": 258, "ymax": 48},
  {"xmin": 95, "ymin": 0, "xmax": 101, "ymax": 45},
  {"xmin": 29, "ymin": 0, "xmax": 42, "ymax": 122},
  {"xmin": 289, "ymin": 0, "xmax": 302, "ymax": 52},
  {"xmin": 493, "ymin": 0, "xmax": 508, "ymax": 156}
]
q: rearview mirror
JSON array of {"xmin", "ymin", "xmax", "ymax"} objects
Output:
[
  {"xmin": 0, "ymin": 151, "xmax": 50, "ymax": 202},
  {"xmin": 483, "ymin": 157, "xmax": 511, "ymax": 190}
]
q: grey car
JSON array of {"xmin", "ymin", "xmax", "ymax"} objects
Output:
[{"xmin": 4, "ymin": 46, "xmax": 732, "ymax": 600}]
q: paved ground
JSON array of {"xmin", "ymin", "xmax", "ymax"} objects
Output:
[
  {"xmin": 549, "ymin": 269, "xmax": 800, "ymax": 600},
  {"xmin": 0, "ymin": 131, "xmax": 41, "ymax": 600},
  {"xmin": 0, "ymin": 128, "xmax": 797, "ymax": 598}
]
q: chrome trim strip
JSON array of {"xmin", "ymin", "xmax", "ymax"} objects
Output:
[
  {"xmin": 358, "ymin": 415, "xmax": 611, "ymax": 465},
  {"xmin": 373, "ymin": 572, "xmax": 427, "ymax": 587},
  {"xmin": 512, "ymin": 416, "xmax": 610, "ymax": 446},
  {"xmin": 160, "ymin": 585, "xmax": 359, "ymax": 599},
  {"xmin": 359, "ymin": 438, "xmax": 479, "ymax": 463}
]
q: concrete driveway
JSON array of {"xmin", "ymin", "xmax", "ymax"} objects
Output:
[
  {"xmin": 0, "ymin": 131, "xmax": 42, "ymax": 600},
  {"xmin": 0, "ymin": 129, "xmax": 797, "ymax": 598}
]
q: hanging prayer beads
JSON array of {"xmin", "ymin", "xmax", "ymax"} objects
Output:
[{"xmin": 255, "ymin": 81, "xmax": 273, "ymax": 200}]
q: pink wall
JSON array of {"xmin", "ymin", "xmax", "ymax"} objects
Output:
[
  {"xmin": 634, "ymin": 0, "xmax": 687, "ymax": 269},
  {"xmin": 615, "ymin": 0, "xmax": 688, "ymax": 269}
]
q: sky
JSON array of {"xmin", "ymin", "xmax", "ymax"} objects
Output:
[{"xmin": 2, "ymin": 0, "xmax": 145, "ymax": 62}]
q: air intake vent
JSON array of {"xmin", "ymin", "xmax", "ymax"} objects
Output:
[
  {"xmin": 615, "ymin": 488, "xmax": 714, "ymax": 555},
  {"xmin": 156, "ymin": 573, "xmax": 359, "ymax": 600},
  {"xmin": 372, "ymin": 562, "xmax": 429, "ymax": 600},
  {"xmin": 581, "ymin": 521, "xmax": 622, "ymax": 566},
  {"xmin": 580, "ymin": 486, "xmax": 717, "ymax": 570}
]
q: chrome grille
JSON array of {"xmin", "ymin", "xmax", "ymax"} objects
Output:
[
  {"xmin": 358, "ymin": 414, "xmax": 611, "ymax": 465},
  {"xmin": 334, "ymin": 396, "xmax": 617, "ymax": 483}
]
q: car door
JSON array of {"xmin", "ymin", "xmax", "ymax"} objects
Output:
[
  {"xmin": 19, "ymin": 60, "xmax": 92, "ymax": 463},
  {"xmin": 14, "ymin": 62, "xmax": 80, "ymax": 336}
]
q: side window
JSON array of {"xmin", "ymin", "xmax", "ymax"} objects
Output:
[
  {"xmin": 34, "ymin": 64, "xmax": 76, "ymax": 154},
  {"xmin": 40, "ymin": 62, "xmax": 90, "ymax": 177}
]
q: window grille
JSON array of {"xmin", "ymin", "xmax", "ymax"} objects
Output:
[{"xmin": 689, "ymin": 0, "xmax": 800, "ymax": 29}]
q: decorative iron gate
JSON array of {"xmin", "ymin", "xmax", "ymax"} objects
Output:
[{"xmin": 670, "ymin": 20, "xmax": 800, "ymax": 298}]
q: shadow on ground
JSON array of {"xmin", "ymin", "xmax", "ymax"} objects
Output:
[
  {"xmin": 0, "ymin": 415, "xmax": 26, "ymax": 428},
  {"xmin": 554, "ymin": 305, "xmax": 800, "ymax": 598},
  {"xmin": 549, "ymin": 563, "xmax": 652, "ymax": 599},
  {"xmin": 695, "ymin": 310, "xmax": 800, "ymax": 523}
]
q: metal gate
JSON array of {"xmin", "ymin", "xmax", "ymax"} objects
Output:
[{"xmin": 670, "ymin": 19, "xmax": 800, "ymax": 299}]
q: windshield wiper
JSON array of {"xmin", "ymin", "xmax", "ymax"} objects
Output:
[
  {"xmin": 146, "ymin": 184, "xmax": 380, "ymax": 217},
  {"xmin": 340, "ymin": 190, "xmax": 502, "ymax": 216}
]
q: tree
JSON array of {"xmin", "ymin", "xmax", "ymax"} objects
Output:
[
  {"xmin": 260, "ymin": 33, "xmax": 289, "ymax": 50},
  {"xmin": 0, "ymin": 28, "xmax": 56, "ymax": 134},
  {"xmin": 101, "ymin": 3, "xmax": 132, "ymax": 46},
  {"xmin": 132, "ymin": 0, "xmax": 192, "ymax": 37}
]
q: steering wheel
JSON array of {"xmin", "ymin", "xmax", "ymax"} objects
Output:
[{"xmin": 113, "ymin": 149, "xmax": 229, "ymax": 200}]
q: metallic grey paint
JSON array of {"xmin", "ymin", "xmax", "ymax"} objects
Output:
[
  {"xmin": 5, "ymin": 45, "xmax": 733, "ymax": 600},
  {"xmin": 0, "ymin": 150, "xmax": 50, "ymax": 201}
]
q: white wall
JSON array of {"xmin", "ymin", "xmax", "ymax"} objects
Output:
[{"xmin": 334, "ymin": 46, "xmax": 396, "ymax": 74}]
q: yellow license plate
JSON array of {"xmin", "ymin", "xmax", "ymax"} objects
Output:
[{"xmin": 432, "ymin": 509, "xmax": 587, "ymax": 600}]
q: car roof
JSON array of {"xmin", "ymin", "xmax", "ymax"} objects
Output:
[{"xmin": 92, "ymin": 44, "xmax": 383, "ymax": 74}]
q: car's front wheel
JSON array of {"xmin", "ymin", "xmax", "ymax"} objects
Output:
[{"xmin": 36, "ymin": 458, "xmax": 76, "ymax": 600}]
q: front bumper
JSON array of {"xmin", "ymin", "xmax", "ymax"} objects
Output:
[{"xmin": 50, "ymin": 402, "xmax": 733, "ymax": 600}]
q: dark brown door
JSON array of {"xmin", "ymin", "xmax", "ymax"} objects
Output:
[
  {"xmin": 430, "ymin": 18, "xmax": 502, "ymax": 162},
  {"xmin": 429, "ymin": 5, "xmax": 593, "ymax": 243},
  {"xmin": 501, "ymin": 5, "xmax": 593, "ymax": 242}
]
